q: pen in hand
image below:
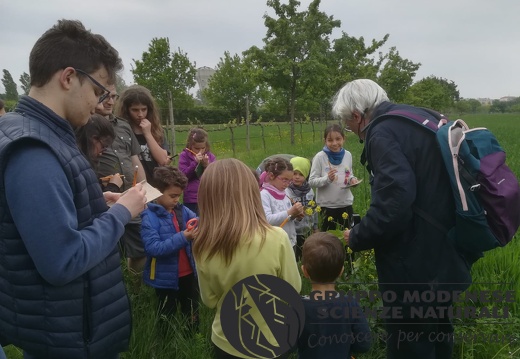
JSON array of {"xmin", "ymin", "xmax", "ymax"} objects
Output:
[{"xmin": 99, "ymin": 174, "xmax": 125, "ymax": 182}]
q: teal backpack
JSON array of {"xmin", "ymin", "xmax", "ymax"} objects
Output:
[{"xmin": 373, "ymin": 109, "xmax": 520, "ymax": 264}]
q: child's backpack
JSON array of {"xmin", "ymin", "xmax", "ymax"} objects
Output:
[{"xmin": 373, "ymin": 109, "xmax": 520, "ymax": 264}]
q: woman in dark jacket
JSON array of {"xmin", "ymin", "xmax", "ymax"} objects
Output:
[{"xmin": 333, "ymin": 79, "xmax": 471, "ymax": 359}]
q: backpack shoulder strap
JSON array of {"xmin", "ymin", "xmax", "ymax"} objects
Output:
[
  {"xmin": 412, "ymin": 204, "xmax": 449, "ymax": 235},
  {"xmin": 371, "ymin": 109, "xmax": 448, "ymax": 134},
  {"xmin": 362, "ymin": 108, "xmax": 447, "ymax": 166}
]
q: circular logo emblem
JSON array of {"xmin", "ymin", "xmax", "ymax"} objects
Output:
[{"xmin": 220, "ymin": 274, "xmax": 305, "ymax": 358}]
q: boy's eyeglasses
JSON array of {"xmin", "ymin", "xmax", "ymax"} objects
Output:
[{"xmin": 74, "ymin": 68, "xmax": 110, "ymax": 103}]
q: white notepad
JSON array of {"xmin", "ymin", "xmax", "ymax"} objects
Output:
[{"xmin": 107, "ymin": 180, "xmax": 162, "ymax": 207}]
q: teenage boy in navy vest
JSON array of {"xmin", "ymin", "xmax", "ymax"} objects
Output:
[{"xmin": 0, "ymin": 19, "xmax": 147, "ymax": 359}]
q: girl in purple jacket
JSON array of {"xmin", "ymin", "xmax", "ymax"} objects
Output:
[{"xmin": 178, "ymin": 128, "xmax": 216, "ymax": 215}]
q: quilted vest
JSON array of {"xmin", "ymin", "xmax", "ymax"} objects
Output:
[{"xmin": 0, "ymin": 96, "xmax": 131, "ymax": 358}]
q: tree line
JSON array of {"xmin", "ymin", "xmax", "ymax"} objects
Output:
[{"xmin": 2, "ymin": 0, "xmax": 518, "ymax": 137}]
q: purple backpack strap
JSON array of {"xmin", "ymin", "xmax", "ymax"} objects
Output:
[{"xmin": 384, "ymin": 110, "xmax": 448, "ymax": 133}]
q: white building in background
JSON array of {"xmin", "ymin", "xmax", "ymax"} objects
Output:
[
  {"xmin": 477, "ymin": 98, "xmax": 492, "ymax": 105},
  {"xmin": 498, "ymin": 96, "xmax": 517, "ymax": 102},
  {"xmin": 196, "ymin": 66, "xmax": 216, "ymax": 92}
]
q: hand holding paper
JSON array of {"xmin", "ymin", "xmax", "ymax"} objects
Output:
[
  {"xmin": 115, "ymin": 182, "xmax": 147, "ymax": 218},
  {"xmin": 107, "ymin": 181, "xmax": 162, "ymax": 211}
]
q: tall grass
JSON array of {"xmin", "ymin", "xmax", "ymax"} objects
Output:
[{"xmin": 3, "ymin": 113, "xmax": 520, "ymax": 359}]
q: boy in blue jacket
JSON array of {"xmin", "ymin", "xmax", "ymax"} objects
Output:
[{"xmin": 141, "ymin": 166, "xmax": 198, "ymax": 328}]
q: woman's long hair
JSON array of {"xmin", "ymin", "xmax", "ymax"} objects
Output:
[
  {"xmin": 193, "ymin": 158, "xmax": 271, "ymax": 265},
  {"xmin": 75, "ymin": 113, "xmax": 114, "ymax": 168},
  {"xmin": 115, "ymin": 85, "xmax": 163, "ymax": 144}
]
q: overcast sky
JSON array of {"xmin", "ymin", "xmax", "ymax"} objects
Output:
[{"xmin": 1, "ymin": 0, "xmax": 518, "ymax": 100}]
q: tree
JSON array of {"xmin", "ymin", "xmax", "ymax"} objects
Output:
[
  {"xmin": 2, "ymin": 69, "xmax": 18, "ymax": 101},
  {"xmin": 405, "ymin": 76, "xmax": 460, "ymax": 112},
  {"xmin": 329, "ymin": 33, "xmax": 388, "ymax": 92},
  {"xmin": 311, "ymin": 32, "xmax": 390, "ymax": 119},
  {"xmin": 19, "ymin": 72, "xmax": 31, "ymax": 95},
  {"xmin": 377, "ymin": 47, "xmax": 420, "ymax": 102},
  {"xmin": 132, "ymin": 38, "xmax": 196, "ymax": 111},
  {"xmin": 489, "ymin": 99, "xmax": 507, "ymax": 113},
  {"xmin": 467, "ymin": 99, "xmax": 482, "ymax": 113},
  {"xmin": 510, "ymin": 101, "xmax": 520, "ymax": 113},
  {"xmin": 453, "ymin": 99, "xmax": 471, "ymax": 114},
  {"xmin": 115, "ymin": 73, "xmax": 127, "ymax": 94},
  {"xmin": 488, "ymin": 97, "xmax": 519, "ymax": 113},
  {"xmin": 203, "ymin": 52, "xmax": 263, "ymax": 120},
  {"xmin": 245, "ymin": 0, "xmax": 341, "ymax": 144},
  {"xmin": 454, "ymin": 98, "xmax": 482, "ymax": 114}
]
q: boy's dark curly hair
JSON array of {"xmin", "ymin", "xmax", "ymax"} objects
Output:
[{"xmin": 153, "ymin": 166, "xmax": 188, "ymax": 193}]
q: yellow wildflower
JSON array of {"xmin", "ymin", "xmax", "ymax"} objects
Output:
[
  {"xmin": 315, "ymin": 206, "xmax": 321, "ymax": 213},
  {"xmin": 327, "ymin": 216, "xmax": 333, "ymax": 222},
  {"xmin": 305, "ymin": 208, "xmax": 313, "ymax": 216},
  {"xmin": 308, "ymin": 200, "xmax": 315, "ymax": 207},
  {"xmin": 342, "ymin": 212, "xmax": 349, "ymax": 219}
]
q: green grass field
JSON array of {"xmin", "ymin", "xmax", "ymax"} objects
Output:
[{"xmin": 3, "ymin": 113, "xmax": 520, "ymax": 359}]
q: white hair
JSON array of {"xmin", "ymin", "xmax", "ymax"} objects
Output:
[{"xmin": 331, "ymin": 79, "xmax": 389, "ymax": 121}]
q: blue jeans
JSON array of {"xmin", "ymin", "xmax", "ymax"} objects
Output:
[{"xmin": 0, "ymin": 345, "xmax": 7, "ymax": 359}]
